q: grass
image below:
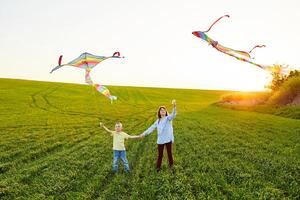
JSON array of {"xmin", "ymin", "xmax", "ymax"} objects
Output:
[{"xmin": 0, "ymin": 78, "xmax": 299, "ymax": 199}]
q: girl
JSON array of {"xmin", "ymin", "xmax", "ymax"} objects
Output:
[{"xmin": 140, "ymin": 99, "xmax": 176, "ymax": 171}]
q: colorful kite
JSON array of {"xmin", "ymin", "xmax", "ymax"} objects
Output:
[
  {"xmin": 50, "ymin": 52, "xmax": 123, "ymax": 102},
  {"xmin": 192, "ymin": 15, "xmax": 285, "ymax": 74}
]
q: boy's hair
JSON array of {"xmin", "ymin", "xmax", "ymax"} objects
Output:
[
  {"xmin": 157, "ymin": 106, "xmax": 168, "ymax": 119},
  {"xmin": 115, "ymin": 122, "xmax": 123, "ymax": 127}
]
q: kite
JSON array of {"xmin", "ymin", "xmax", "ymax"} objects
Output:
[
  {"xmin": 50, "ymin": 52, "xmax": 123, "ymax": 102},
  {"xmin": 192, "ymin": 15, "xmax": 286, "ymax": 74}
]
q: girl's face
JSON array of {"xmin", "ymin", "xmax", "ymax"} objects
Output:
[{"xmin": 159, "ymin": 108, "xmax": 167, "ymax": 117}]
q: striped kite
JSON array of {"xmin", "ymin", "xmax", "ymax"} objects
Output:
[
  {"xmin": 50, "ymin": 52, "xmax": 123, "ymax": 102},
  {"xmin": 192, "ymin": 15, "xmax": 287, "ymax": 74}
]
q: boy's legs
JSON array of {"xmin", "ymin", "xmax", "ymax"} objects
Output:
[
  {"xmin": 112, "ymin": 150, "xmax": 120, "ymax": 172},
  {"xmin": 166, "ymin": 142, "xmax": 174, "ymax": 167},
  {"xmin": 156, "ymin": 144, "xmax": 164, "ymax": 171},
  {"xmin": 120, "ymin": 150, "xmax": 130, "ymax": 172}
]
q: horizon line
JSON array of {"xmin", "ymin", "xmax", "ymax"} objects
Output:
[{"xmin": 0, "ymin": 77, "xmax": 269, "ymax": 93}]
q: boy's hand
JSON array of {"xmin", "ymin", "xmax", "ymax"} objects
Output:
[
  {"xmin": 139, "ymin": 134, "xmax": 145, "ymax": 138},
  {"xmin": 99, "ymin": 122, "xmax": 103, "ymax": 127},
  {"xmin": 172, "ymin": 99, "xmax": 176, "ymax": 107}
]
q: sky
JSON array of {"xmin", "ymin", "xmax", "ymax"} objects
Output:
[{"xmin": 1, "ymin": 0, "xmax": 300, "ymax": 91}]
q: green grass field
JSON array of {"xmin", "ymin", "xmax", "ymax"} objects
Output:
[{"xmin": 0, "ymin": 78, "xmax": 299, "ymax": 199}]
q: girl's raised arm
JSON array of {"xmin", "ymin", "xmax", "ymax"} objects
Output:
[{"xmin": 167, "ymin": 99, "xmax": 177, "ymax": 121}]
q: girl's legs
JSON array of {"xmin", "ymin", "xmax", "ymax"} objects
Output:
[
  {"xmin": 166, "ymin": 142, "xmax": 174, "ymax": 167},
  {"xmin": 112, "ymin": 150, "xmax": 120, "ymax": 172},
  {"xmin": 120, "ymin": 150, "xmax": 130, "ymax": 172},
  {"xmin": 156, "ymin": 144, "xmax": 164, "ymax": 171}
]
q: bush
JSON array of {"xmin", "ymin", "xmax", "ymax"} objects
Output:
[
  {"xmin": 220, "ymin": 92, "xmax": 270, "ymax": 104},
  {"xmin": 268, "ymin": 76, "xmax": 300, "ymax": 105}
]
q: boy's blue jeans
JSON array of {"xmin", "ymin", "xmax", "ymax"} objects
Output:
[{"xmin": 113, "ymin": 150, "xmax": 130, "ymax": 172}]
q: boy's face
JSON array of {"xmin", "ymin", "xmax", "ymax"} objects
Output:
[{"xmin": 115, "ymin": 123, "xmax": 122, "ymax": 132}]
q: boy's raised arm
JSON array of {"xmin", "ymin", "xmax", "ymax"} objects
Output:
[{"xmin": 99, "ymin": 122, "xmax": 113, "ymax": 133}]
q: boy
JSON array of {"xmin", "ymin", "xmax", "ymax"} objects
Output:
[{"xmin": 99, "ymin": 122, "xmax": 140, "ymax": 173}]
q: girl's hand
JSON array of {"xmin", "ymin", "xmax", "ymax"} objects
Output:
[
  {"xmin": 99, "ymin": 122, "xmax": 103, "ymax": 127},
  {"xmin": 172, "ymin": 99, "xmax": 176, "ymax": 107}
]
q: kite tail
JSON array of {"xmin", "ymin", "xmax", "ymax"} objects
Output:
[
  {"xmin": 85, "ymin": 69, "xmax": 117, "ymax": 102},
  {"xmin": 85, "ymin": 69, "xmax": 94, "ymax": 85},
  {"xmin": 109, "ymin": 95, "xmax": 118, "ymax": 103},
  {"xmin": 222, "ymin": 50, "xmax": 288, "ymax": 75},
  {"xmin": 219, "ymin": 49, "xmax": 267, "ymax": 69},
  {"xmin": 249, "ymin": 45, "xmax": 266, "ymax": 54},
  {"xmin": 94, "ymin": 84, "xmax": 117, "ymax": 103},
  {"xmin": 204, "ymin": 15, "xmax": 230, "ymax": 33}
]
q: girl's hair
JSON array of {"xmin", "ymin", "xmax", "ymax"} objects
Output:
[{"xmin": 157, "ymin": 106, "xmax": 168, "ymax": 119}]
